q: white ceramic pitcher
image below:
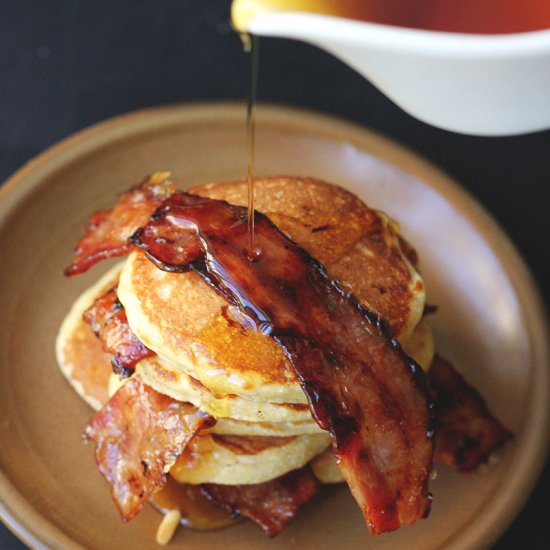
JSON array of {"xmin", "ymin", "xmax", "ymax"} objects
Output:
[{"xmin": 232, "ymin": 0, "xmax": 550, "ymax": 136}]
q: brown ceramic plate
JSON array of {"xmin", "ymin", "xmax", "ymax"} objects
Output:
[{"xmin": 0, "ymin": 103, "xmax": 548, "ymax": 550}]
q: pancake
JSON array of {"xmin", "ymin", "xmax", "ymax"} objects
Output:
[
  {"xmin": 118, "ymin": 251, "xmax": 304, "ymax": 403},
  {"xmin": 110, "ymin": 370, "xmax": 324, "ymax": 435},
  {"xmin": 310, "ymin": 448, "xmax": 344, "ymax": 485},
  {"xmin": 211, "ymin": 418, "xmax": 324, "ymax": 437},
  {"xmin": 402, "ymin": 317, "xmax": 434, "ymax": 372},
  {"xmin": 169, "ymin": 432, "xmax": 331, "ymax": 485},
  {"xmin": 117, "ymin": 177, "xmax": 425, "ymax": 404},
  {"xmin": 136, "ymin": 357, "xmax": 317, "ymax": 423},
  {"xmin": 55, "ymin": 262, "xmax": 124, "ymax": 410}
]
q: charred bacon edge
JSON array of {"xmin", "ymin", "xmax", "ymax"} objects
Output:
[
  {"xmin": 64, "ymin": 173, "xmax": 175, "ymax": 277},
  {"xmin": 429, "ymin": 355, "xmax": 513, "ymax": 472},
  {"xmin": 82, "ymin": 285, "xmax": 155, "ymax": 377}
]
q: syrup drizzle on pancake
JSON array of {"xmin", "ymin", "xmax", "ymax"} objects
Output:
[{"xmin": 242, "ymin": 33, "xmax": 261, "ymax": 259}]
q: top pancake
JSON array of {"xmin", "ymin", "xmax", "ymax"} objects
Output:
[{"xmin": 117, "ymin": 177, "xmax": 425, "ymax": 403}]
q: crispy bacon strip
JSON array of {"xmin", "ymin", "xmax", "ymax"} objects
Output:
[
  {"xmin": 84, "ymin": 378, "xmax": 213, "ymax": 521},
  {"xmin": 131, "ymin": 192, "xmax": 434, "ymax": 535},
  {"xmin": 429, "ymin": 355, "xmax": 512, "ymax": 472},
  {"xmin": 201, "ymin": 467, "xmax": 320, "ymax": 537},
  {"xmin": 64, "ymin": 172, "xmax": 175, "ymax": 276},
  {"xmin": 83, "ymin": 286, "xmax": 154, "ymax": 377}
]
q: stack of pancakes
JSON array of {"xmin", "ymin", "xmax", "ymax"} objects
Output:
[{"xmin": 56, "ymin": 177, "xmax": 434, "ymax": 491}]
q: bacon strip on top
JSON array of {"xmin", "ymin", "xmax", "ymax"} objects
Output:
[
  {"xmin": 64, "ymin": 172, "xmax": 175, "ymax": 276},
  {"xmin": 83, "ymin": 286, "xmax": 154, "ymax": 377},
  {"xmin": 131, "ymin": 192, "xmax": 434, "ymax": 535},
  {"xmin": 201, "ymin": 466, "xmax": 320, "ymax": 537},
  {"xmin": 429, "ymin": 355, "xmax": 512, "ymax": 472},
  {"xmin": 84, "ymin": 377, "xmax": 213, "ymax": 522}
]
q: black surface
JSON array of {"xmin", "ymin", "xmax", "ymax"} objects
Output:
[{"xmin": 1, "ymin": 1, "xmax": 548, "ymax": 548}]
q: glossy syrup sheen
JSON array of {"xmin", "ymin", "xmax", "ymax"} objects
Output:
[
  {"xmin": 242, "ymin": 0, "xmax": 550, "ymax": 34},
  {"xmin": 241, "ymin": 33, "xmax": 260, "ymax": 257},
  {"xmin": 151, "ymin": 476, "xmax": 239, "ymax": 530},
  {"xmin": 247, "ymin": 35, "xmax": 259, "ymax": 256}
]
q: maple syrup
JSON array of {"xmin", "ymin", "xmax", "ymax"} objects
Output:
[
  {"xmin": 340, "ymin": 0, "xmax": 550, "ymax": 34},
  {"xmin": 151, "ymin": 475, "xmax": 239, "ymax": 530},
  {"xmin": 241, "ymin": 33, "xmax": 261, "ymax": 259},
  {"xmin": 234, "ymin": 0, "xmax": 550, "ymax": 35}
]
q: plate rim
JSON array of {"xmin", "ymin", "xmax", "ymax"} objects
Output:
[{"xmin": 1, "ymin": 101, "xmax": 548, "ymax": 550}]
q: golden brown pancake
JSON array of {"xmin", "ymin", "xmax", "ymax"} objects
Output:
[
  {"xmin": 310, "ymin": 448, "xmax": 344, "ymax": 484},
  {"xmin": 136, "ymin": 357, "xmax": 320, "ymax": 424},
  {"xmin": 170, "ymin": 432, "xmax": 330, "ymax": 485},
  {"xmin": 402, "ymin": 317, "xmax": 435, "ymax": 372},
  {"xmin": 210, "ymin": 418, "xmax": 324, "ymax": 437},
  {"xmin": 118, "ymin": 251, "xmax": 304, "ymax": 403},
  {"xmin": 56, "ymin": 262, "xmax": 124, "ymax": 410},
  {"xmin": 118, "ymin": 177, "xmax": 425, "ymax": 404}
]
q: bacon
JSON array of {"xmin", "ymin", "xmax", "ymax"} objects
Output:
[
  {"xmin": 84, "ymin": 377, "xmax": 213, "ymax": 521},
  {"xmin": 83, "ymin": 286, "xmax": 154, "ymax": 377},
  {"xmin": 64, "ymin": 172, "xmax": 175, "ymax": 276},
  {"xmin": 131, "ymin": 192, "xmax": 434, "ymax": 535},
  {"xmin": 429, "ymin": 355, "xmax": 512, "ymax": 472},
  {"xmin": 201, "ymin": 466, "xmax": 320, "ymax": 537}
]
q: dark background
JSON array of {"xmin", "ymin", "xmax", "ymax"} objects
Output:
[{"xmin": 1, "ymin": 1, "xmax": 548, "ymax": 548}]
